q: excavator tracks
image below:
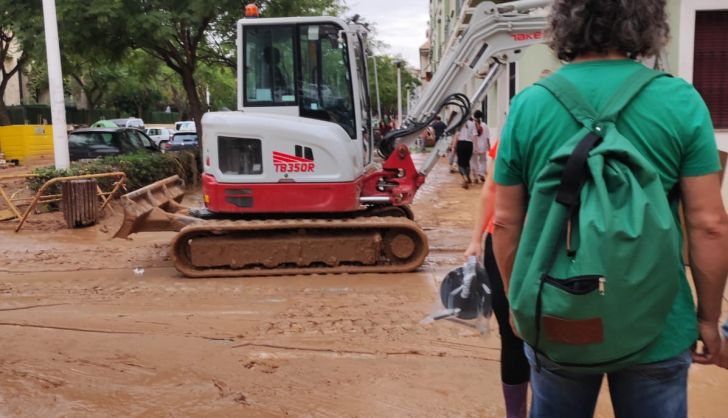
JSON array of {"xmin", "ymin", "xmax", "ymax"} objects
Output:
[{"xmin": 171, "ymin": 216, "xmax": 428, "ymax": 277}]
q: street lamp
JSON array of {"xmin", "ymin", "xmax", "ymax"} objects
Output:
[
  {"xmin": 394, "ymin": 60, "xmax": 403, "ymax": 128},
  {"xmin": 405, "ymin": 82, "xmax": 416, "ymax": 117}
]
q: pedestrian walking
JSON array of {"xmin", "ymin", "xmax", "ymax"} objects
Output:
[
  {"xmin": 430, "ymin": 115, "xmax": 448, "ymax": 143},
  {"xmin": 465, "ymin": 140, "xmax": 529, "ymax": 418},
  {"xmin": 471, "ymin": 110, "xmax": 490, "ymax": 183},
  {"xmin": 451, "ymin": 116, "xmax": 477, "ymax": 189},
  {"xmin": 492, "ymin": 1, "xmax": 728, "ymax": 417}
]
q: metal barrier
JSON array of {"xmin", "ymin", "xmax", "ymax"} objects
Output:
[
  {"xmin": 3, "ymin": 172, "xmax": 127, "ymax": 232},
  {"xmin": 0, "ymin": 173, "xmax": 38, "ymax": 221}
]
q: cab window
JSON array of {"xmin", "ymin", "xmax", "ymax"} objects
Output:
[
  {"xmin": 299, "ymin": 24, "xmax": 356, "ymax": 138},
  {"xmin": 244, "ymin": 25, "xmax": 296, "ymax": 105}
]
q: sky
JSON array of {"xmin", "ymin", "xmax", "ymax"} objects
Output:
[{"xmin": 345, "ymin": 0, "xmax": 430, "ymax": 69}]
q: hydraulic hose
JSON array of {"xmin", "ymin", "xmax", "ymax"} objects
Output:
[{"xmin": 378, "ymin": 93, "xmax": 471, "ymax": 159}]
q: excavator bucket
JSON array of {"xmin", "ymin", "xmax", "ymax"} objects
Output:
[{"xmin": 114, "ymin": 175, "xmax": 200, "ymax": 238}]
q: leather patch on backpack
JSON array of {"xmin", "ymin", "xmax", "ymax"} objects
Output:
[{"xmin": 543, "ymin": 315, "xmax": 604, "ymax": 345}]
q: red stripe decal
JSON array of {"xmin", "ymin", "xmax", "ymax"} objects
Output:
[{"xmin": 272, "ymin": 151, "xmax": 312, "ymax": 163}]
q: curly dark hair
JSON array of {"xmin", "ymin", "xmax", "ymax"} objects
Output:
[{"xmin": 547, "ymin": 0, "xmax": 670, "ymax": 62}]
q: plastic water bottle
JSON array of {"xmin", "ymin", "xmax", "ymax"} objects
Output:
[{"xmin": 461, "ymin": 255, "xmax": 478, "ymax": 299}]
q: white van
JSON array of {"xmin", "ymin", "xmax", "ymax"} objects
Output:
[
  {"xmin": 110, "ymin": 118, "xmax": 145, "ymax": 129},
  {"xmin": 174, "ymin": 121, "xmax": 196, "ymax": 132}
]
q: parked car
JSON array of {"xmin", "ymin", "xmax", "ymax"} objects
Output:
[
  {"xmin": 174, "ymin": 121, "xmax": 196, "ymax": 132},
  {"xmin": 145, "ymin": 127, "xmax": 175, "ymax": 147},
  {"xmin": 109, "ymin": 117, "xmax": 145, "ymax": 129},
  {"xmin": 161, "ymin": 131, "xmax": 198, "ymax": 153},
  {"xmin": 68, "ymin": 127, "xmax": 158, "ymax": 161}
]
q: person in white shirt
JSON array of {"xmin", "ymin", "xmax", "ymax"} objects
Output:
[
  {"xmin": 471, "ymin": 110, "xmax": 490, "ymax": 183},
  {"xmin": 451, "ymin": 116, "xmax": 477, "ymax": 188}
]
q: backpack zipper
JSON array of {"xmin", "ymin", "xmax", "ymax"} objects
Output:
[{"xmin": 543, "ymin": 274, "xmax": 602, "ymax": 295}]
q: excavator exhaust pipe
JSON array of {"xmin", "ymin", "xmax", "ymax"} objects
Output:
[{"xmin": 114, "ymin": 175, "xmax": 200, "ymax": 238}]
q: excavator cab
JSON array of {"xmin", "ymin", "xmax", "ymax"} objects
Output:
[
  {"xmin": 243, "ymin": 22, "xmax": 357, "ymax": 136},
  {"xmin": 196, "ymin": 16, "xmax": 376, "ymax": 215}
]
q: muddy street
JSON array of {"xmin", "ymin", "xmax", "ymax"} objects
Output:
[{"xmin": 0, "ymin": 155, "xmax": 726, "ymax": 417}]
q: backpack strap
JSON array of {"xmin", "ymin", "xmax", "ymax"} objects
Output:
[
  {"xmin": 536, "ymin": 65, "xmax": 668, "ymax": 130},
  {"xmin": 555, "ymin": 132, "xmax": 602, "ymax": 207},
  {"xmin": 536, "ymin": 74, "xmax": 599, "ymax": 130},
  {"xmin": 598, "ymin": 67, "xmax": 667, "ymax": 122}
]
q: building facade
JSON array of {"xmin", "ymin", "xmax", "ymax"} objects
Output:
[{"xmin": 425, "ymin": 0, "xmax": 727, "ymax": 198}]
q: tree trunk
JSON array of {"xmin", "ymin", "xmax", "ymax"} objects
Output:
[
  {"xmin": 0, "ymin": 75, "xmax": 12, "ymax": 126},
  {"xmin": 180, "ymin": 66, "xmax": 204, "ymax": 146},
  {"xmin": 0, "ymin": 100, "xmax": 11, "ymax": 126}
]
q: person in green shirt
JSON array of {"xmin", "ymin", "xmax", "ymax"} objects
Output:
[{"xmin": 492, "ymin": 0, "xmax": 728, "ymax": 417}]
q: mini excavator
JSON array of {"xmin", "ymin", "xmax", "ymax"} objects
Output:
[{"xmin": 115, "ymin": 0, "xmax": 550, "ymax": 277}]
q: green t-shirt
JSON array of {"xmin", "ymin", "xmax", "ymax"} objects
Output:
[{"xmin": 495, "ymin": 59, "xmax": 722, "ymax": 363}]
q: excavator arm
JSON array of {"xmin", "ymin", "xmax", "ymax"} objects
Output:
[{"xmin": 379, "ymin": 0, "xmax": 549, "ymax": 166}]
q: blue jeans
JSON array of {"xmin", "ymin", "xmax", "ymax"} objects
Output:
[{"xmin": 524, "ymin": 345, "xmax": 691, "ymax": 418}]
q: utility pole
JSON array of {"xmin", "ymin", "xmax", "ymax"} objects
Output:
[
  {"xmin": 395, "ymin": 60, "xmax": 402, "ymax": 128},
  {"xmin": 42, "ymin": 0, "xmax": 69, "ymax": 169},
  {"xmin": 406, "ymin": 88, "xmax": 410, "ymax": 117},
  {"xmin": 370, "ymin": 55, "xmax": 382, "ymax": 121}
]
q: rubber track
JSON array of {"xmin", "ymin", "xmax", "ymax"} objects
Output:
[{"xmin": 170, "ymin": 216, "xmax": 429, "ymax": 278}]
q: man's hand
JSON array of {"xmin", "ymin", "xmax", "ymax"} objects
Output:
[{"xmin": 692, "ymin": 320, "xmax": 722, "ymax": 364}]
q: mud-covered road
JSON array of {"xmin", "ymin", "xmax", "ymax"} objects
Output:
[{"xmin": 0, "ymin": 155, "xmax": 726, "ymax": 417}]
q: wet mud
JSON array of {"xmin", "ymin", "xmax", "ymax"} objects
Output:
[{"xmin": 0, "ymin": 154, "xmax": 726, "ymax": 417}]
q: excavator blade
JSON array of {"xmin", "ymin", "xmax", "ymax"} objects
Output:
[{"xmin": 114, "ymin": 175, "xmax": 200, "ymax": 238}]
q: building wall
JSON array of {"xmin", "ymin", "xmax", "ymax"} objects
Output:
[{"xmin": 428, "ymin": 0, "xmax": 727, "ymax": 200}]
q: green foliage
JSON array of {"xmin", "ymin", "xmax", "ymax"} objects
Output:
[
  {"xmin": 368, "ymin": 54, "xmax": 421, "ymax": 118},
  {"xmin": 196, "ymin": 63, "xmax": 237, "ymax": 111},
  {"xmin": 104, "ymin": 51, "xmax": 164, "ymax": 117},
  {"xmin": 19, "ymin": 0, "xmax": 348, "ymax": 127},
  {"xmin": 257, "ymin": 0, "xmax": 346, "ymax": 17},
  {"xmin": 29, "ymin": 151, "xmax": 200, "ymax": 195},
  {"xmin": 0, "ymin": 1, "xmax": 44, "ymax": 124}
]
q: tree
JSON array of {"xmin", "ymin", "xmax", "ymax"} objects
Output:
[
  {"xmin": 104, "ymin": 51, "xmax": 165, "ymax": 118},
  {"xmin": 368, "ymin": 54, "xmax": 420, "ymax": 120},
  {"xmin": 0, "ymin": 1, "xmax": 44, "ymax": 125},
  {"xmin": 257, "ymin": 0, "xmax": 346, "ymax": 17},
  {"xmin": 55, "ymin": 0, "xmax": 346, "ymax": 138},
  {"xmin": 196, "ymin": 63, "xmax": 237, "ymax": 111},
  {"xmin": 206, "ymin": 1, "xmax": 347, "ymax": 71},
  {"xmin": 63, "ymin": 58, "xmax": 121, "ymax": 122}
]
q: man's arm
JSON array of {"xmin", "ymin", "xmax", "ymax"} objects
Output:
[
  {"xmin": 681, "ymin": 172, "xmax": 728, "ymax": 364},
  {"xmin": 492, "ymin": 183, "xmax": 528, "ymax": 293}
]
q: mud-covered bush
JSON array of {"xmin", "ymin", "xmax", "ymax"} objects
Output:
[{"xmin": 29, "ymin": 151, "xmax": 200, "ymax": 194}]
